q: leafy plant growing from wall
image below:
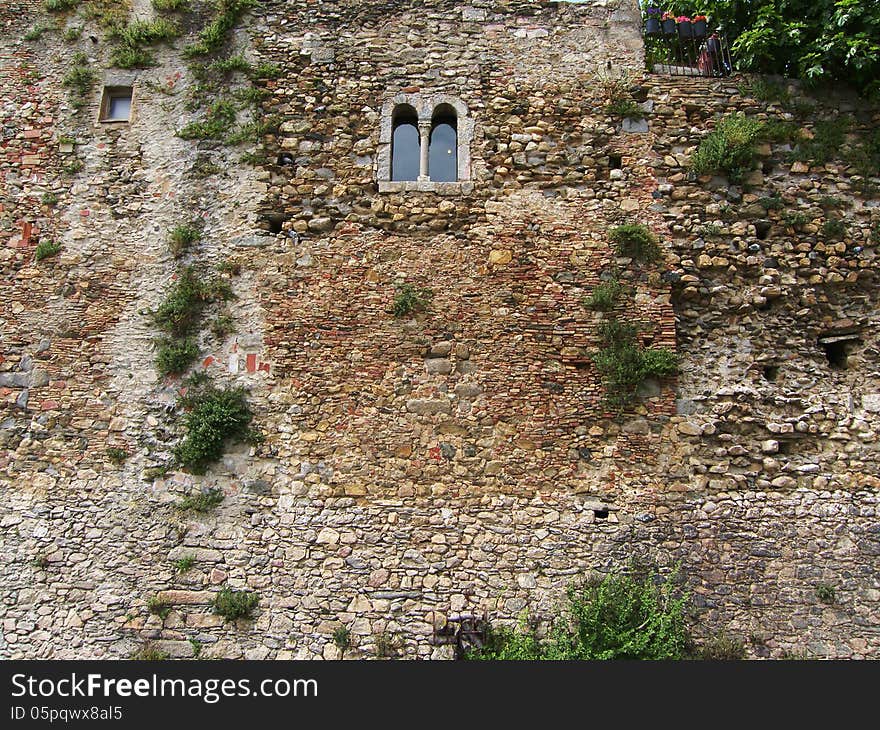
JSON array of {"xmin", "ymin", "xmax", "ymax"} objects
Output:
[
  {"xmin": 177, "ymin": 486, "xmax": 225, "ymax": 512},
  {"xmin": 392, "ymin": 283, "xmax": 433, "ymax": 318},
  {"xmin": 173, "ymin": 376, "xmax": 260, "ymax": 474},
  {"xmin": 584, "ymin": 277, "xmax": 624, "ymax": 312},
  {"xmin": 592, "ymin": 319, "xmax": 676, "ymax": 409},
  {"xmin": 183, "ymin": 0, "xmax": 260, "ymax": 58},
  {"xmin": 62, "ymin": 52, "xmax": 96, "ymax": 104},
  {"xmin": 168, "ymin": 223, "xmax": 201, "ymax": 257},
  {"xmin": 467, "ymin": 568, "xmax": 689, "ymax": 660},
  {"xmin": 212, "ymin": 588, "xmax": 259, "ymax": 620},
  {"xmin": 609, "ymin": 224, "xmax": 662, "ymax": 263},
  {"xmin": 34, "ymin": 241, "xmax": 62, "ymax": 261},
  {"xmin": 691, "ymin": 113, "xmax": 765, "ymax": 183}
]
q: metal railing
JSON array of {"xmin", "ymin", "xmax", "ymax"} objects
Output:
[{"xmin": 644, "ymin": 24, "xmax": 733, "ymax": 78}]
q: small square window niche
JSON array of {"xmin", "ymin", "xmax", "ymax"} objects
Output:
[{"xmin": 99, "ymin": 86, "xmax": 133, "ymax": 122}]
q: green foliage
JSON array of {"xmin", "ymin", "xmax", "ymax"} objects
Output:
[
  {"xmin": 217, "ymin": 259, "xmax": 240, "ymax": 275},
  {"xmin": 155, "ymin": 337, "xmax": 198, "ymax": 376},
  {"xmin": 63, "ymin": 26, "xmax": 83, "ymax": 42},
  {"xmin": 62, "ymin": 52, "xmax": 96, "ymax": 97},
  {"xmin": 147, "ymin": 595, "xmax": 172, "ymax": 619},
  {"xmin": 210, "ymin": 312, "xmax": 235, "ymax": 339},
  {"xmin": 816, "ymin": 584, "xmax": 836, "ymax": 604},
  {"xmin": 661, "ymin": 0, "xmax": 880, "ymax": 97},
  {"xmin": 592, "ymin": 319, "xmax": 677, "ymax": 409},
  {"xmin": 63, "ymin": 159, "xmax": 84, "ymax": 174},
  {"xmin": 152, "ymin": 0, "xmax": 190, "ymax": 10},
  {"xmin": 821, "ymin": 218, "xmax": 847, "ymax": 239},
  {"xmin": 110, "ymin": 46, "xmax": 156, "ymax": 69},
  {"xmin": 174, "ymin": 380, "xmax": 258, "ymax": 474},
  {"xmin": 253, "ymin": 62, "xmax": 281, "ymax": 79},
  {"xmin": 333, "ymin": 626, "xmax": 352, "ymax": 657},
  {"xmin": 737, "ymin": 77, "xmax": 792, "ymax": 105},
  {"xmin": 178, "ymin": 99, "xmax": 238, "ymax": 141},
  {"xmin": 691, "ymin": 113, "xmax": 764, "ymax": 183},
  {"xmin": 184, "ymin": 0, "xmax": 260, "ymax": 58},
  {"xmin": 153, "ymin": 267, "xmax": 212, "ymax": 337},
  {"xmin": 584, "ymin": 278, "xmax": 623, "ymax": 312},
  {"xmin": 374, "ymin": 631, "xmax": 402, "ymax": 659},
  {"xmin": 106, "ymin": 447, "xmax": 128, "ymax": 464},
  {"xmin": 392, "ymin": 283, "xmax": 433, "ymax": 318},
  {"xmin": 45, "ymin": 0, "xmax": 79, "ymax": 11},
  {"xmin": 609, "ymin": 224, "xmax": 661, "ymax": 263},
  {"xmin": 693, "ymin": 635, "xmax": 747, "ymax": 660},
  {"xmin": 178, "ymin": 487, "xmax": 225, "ymax": 512},
  {"xmin": 792, "ymin": 116, "xmax": 851, "ymax": 166},
  {"xmin": 35, "ymin": 241, "xmax": 62, "ymax": 261},
  {"xmin": 173, "ymin": 555, "xmax": 195, "ymax": 572},
  {"xmin": 131, "ymin": 642, "xmax": 168, "ymax": 660},
  {"xmin": 761, "ymin": 119, "xmax": 800, "ymax": 144},
  {"xmin": 189, "ymin": 638, "xmax": 203, "ymax": 658},
  {"xmin": 42, "ymin": 192, "xmax": 58, "ymax": 206},
  {"xmin": 212, "ymin": 588, "xmax": 259, "ymax": 620},
  {"xmin": 758, "ymin": 195, "xmax": 784, "ymax": 210},
  {"xmin": 24, "ymin": 24, "xmax": 51, "ymax": 41},
  {"xmin": 169, "ymin": 223, "xmax": 201, "ymax": 257},
  {"xmin": 605, "ymin": 97, "xmax": 645, "ymax": 120},
  {"xmin": 107, "ymin": 18, "xmax": 180, "ymax": 68},
  {"xmin": 818, "ymin": 196, "xmax": 847, "ymax": 210},
  {"xmin": 470, "ymin": 568, "xmax": 690, "ymax": 660},
  {"xmin": 203, "ymin": 54, "xmax": 252, "ymax": 76},
  {"xmin": 782, "ymin": 210, "xmax": 809, "ymax": 228}
]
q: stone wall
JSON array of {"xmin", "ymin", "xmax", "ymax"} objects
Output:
[{"xmin": 0, "ymin": 0, "xmax": 877, "ymax": 660}]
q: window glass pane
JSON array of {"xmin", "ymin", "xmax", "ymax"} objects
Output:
[
  {"xmin": 429, "ymin": 123, "xmax": 456, "ymax": 182},
  {"xmin": 107, "ymin": 95, "xmax": 131, "ymax": 120},
  {"xmin": 392, "ymin": 123, "xmax": 419, "ymax": 181}
]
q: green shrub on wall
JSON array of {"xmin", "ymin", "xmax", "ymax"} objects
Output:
[
  {"xmin": 609, "ymin": 224, "xmax": 662, "ymax": 263},
  {"xmin": 584, "ymin": 278, "xmax": 624, "ymax": 312},
  {"xmin": 212, "ymin": 588, "xmax": 259, "ymax": 620},
  {"xmin": 592, "ymin": 319, "xmax": 676, "ymax": 409},
  {"xmin": 691, "ymin": 113, "xmax": 764, "ymax": 183},
  {"xmin": 468, "ymin": 568, "xmax": 689, "ymax": 660},
  {"xmin": 174, "ymin": 379, "xmax": 259, "ymax": 474}
]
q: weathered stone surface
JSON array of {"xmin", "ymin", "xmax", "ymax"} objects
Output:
[{"xmin": 0, "ymin": 0, "xmax": 877, "ymax": 664}]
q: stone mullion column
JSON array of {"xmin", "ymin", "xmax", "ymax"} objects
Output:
[{"xmin": 418, "ymin": 120, "xmax": 431, "ymax": 181}]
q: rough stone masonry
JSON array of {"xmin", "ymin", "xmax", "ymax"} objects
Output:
[{"xmin": 0, "ymin": 0, "xmax": 877, "ymax": 659}]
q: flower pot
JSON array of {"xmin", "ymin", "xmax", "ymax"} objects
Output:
[
  {"xmin": 677, "ymin": 21, "xmax": 693, "ymax": 39},
  {"xmin": 645, "ymin": 18, "xmax": 661, "ymax": 35},
  {"xmin": 661, "ymin": 19, "xmax": 676, "ymax": 35},
  {"xmin": 692, "ymin": 20, "xmax": 708, "ymax": 37}
]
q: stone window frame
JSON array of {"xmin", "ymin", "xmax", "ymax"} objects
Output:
[
  {"xmin": 97, "ymin": 73, "xmax": 137, "ymax": 125},
  {"xmin": 377, "ymin": 93, "xmax": 474, "ymax": 194}
]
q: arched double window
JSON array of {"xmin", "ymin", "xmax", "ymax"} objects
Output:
[
  {"xmin": 391, "ymin": 103, "xmax": 458, "ymax": 182},
  {"xmin": 380, "ymin": 94, "xmax": 471, "ymax": 191}
]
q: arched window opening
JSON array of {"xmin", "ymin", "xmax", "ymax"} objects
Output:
[
  {"xmin": 429, "ymin": 104, "xmax": 457, "ymax": 182},
  {"xmin": 391, "ymin": 104, "xmax": 419, "ymax": 182}
]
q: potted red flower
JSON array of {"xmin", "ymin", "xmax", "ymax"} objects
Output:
[
  {"xmin": 676, "ymin": 15, "xmax": 693, "ymax": 38},
  {"xmin": 692, "ymin": 14, "xmax": 708, "ymax": 37},
  {"xmin": 661, "ymin": 11, "xmax": 677, "ymax": 34}
]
